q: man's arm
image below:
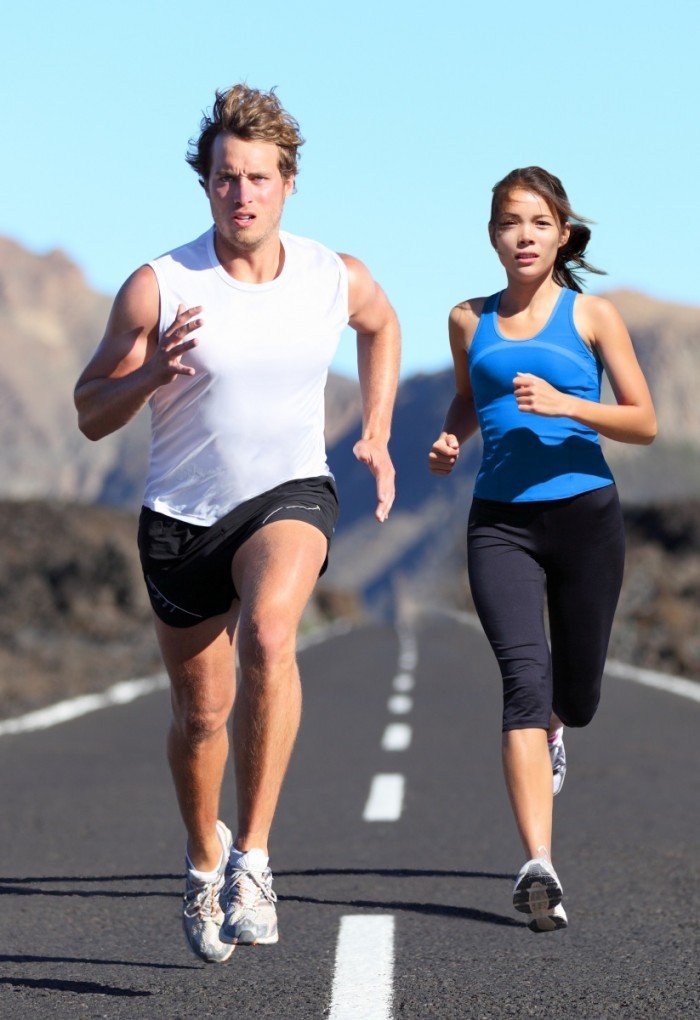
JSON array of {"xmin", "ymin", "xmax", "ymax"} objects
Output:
[
  {"xmin": 340, "ymin": 253, "xmax": 401, "ymax": 523},
  {"xmin": 74, "ymin": 265, "xmax": 202, "ymax": 441}
]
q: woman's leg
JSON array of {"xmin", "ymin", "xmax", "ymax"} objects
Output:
[
  {"xmin": 546, "ymin": 486, "xmax": 626, "ymax": 727},
  {"xmin": 468, "ymin": 504, "xmax": 555, "ymax": 860}
]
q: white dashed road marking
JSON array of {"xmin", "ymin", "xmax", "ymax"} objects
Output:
[
  {"xmin": 393, "ymin": 672, "xmax": 415, "ymax": 692},
  {"xmin": 388, "ymin": 694, "xmax": 413, "ymax": 714},
  {"xmin": 363, "ymin": 773, "xmax": 405, "ymax": 821},
  {"xmin": 329, "ymin": 915, "xmax": 395, "ymax": 1020},
  {"xmin": 381, "ymin": 722, "xmax": 413, "ymax": 751}
]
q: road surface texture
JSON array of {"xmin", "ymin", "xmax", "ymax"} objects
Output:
[{"xmin": 1, "ymin": 615, "xmax": 698, "ymax": 1018}]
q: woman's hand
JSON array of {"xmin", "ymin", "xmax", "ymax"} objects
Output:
[
  {"xmin": 513, "ymin": 372, "xmax": 571, "ymax": 417},
  {"xmin": 429, "ymin": 432, "xmax": 460, "ymax": 475}
]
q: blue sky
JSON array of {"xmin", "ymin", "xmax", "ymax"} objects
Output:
[{"xmin": 3, "ymin": 0, "xmax": 697, "ymax": 378}]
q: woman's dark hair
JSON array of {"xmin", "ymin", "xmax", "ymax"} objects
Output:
[{"xmin": 489, "ymin": 167, "xmax": 606, "ymax": 292}]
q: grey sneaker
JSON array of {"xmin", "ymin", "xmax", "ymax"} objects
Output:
[
  {"xmin": 220, "ymin": 848, "xmax": 278, "ymax": 946},
  {"xmin": 549, "ymin": 729, "xmax": 567, "ymax": 796},
  {"xmin": 182, "ymin": 820, "xmax": 235, "ymax": 963},
  {"xmin": 528, "ymin": 901, "xmax": 568, "ymax": 933},
  {"xmin": 513, "ymin": 857, "xmax": 563, "ymax": 917}
]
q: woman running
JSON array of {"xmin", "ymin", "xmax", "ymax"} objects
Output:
[{"xmin": 429, "ymin": 167, "xmax": 656, "ymax": 932}]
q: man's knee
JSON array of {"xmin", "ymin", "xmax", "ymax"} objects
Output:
[
  {"xmin": 238, "ymin": 609, "xmax": 298, "ymax": 672},
  {"xmin": 170, "ymin": 675, "xmax": 234, "ymax": 745}
]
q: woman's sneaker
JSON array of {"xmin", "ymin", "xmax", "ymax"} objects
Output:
[
  {"xmin": 528, "ymin": 902, "xmax": 568, "ymax": 933},
  {"xmin": 549, "ymin": 728, "xmax": 567, "ymax": 796},
  {"xmin": 182, "ymin": 820, "xmax": 235, "ymax": 963},
  {"xmin": 513, "ymin": 857, "xmax": 563, "ymax": 917},
  {"xmin": 220, "ymin": 848, "xmax": 279, "ymax": 946}
]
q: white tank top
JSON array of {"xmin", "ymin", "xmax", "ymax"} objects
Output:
[{"xmin": 143, "ymin": 228, "xmax": 349, "ymax": 525}]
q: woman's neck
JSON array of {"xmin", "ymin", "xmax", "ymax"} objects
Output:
[{"xmin": 499, "ymin": 275, "xmax": 561, "ymax": 316}]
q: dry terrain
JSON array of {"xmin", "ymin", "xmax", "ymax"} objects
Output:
[{"xmin": 1, "ymin": 499, "xmax": 698, "ymax": 721}]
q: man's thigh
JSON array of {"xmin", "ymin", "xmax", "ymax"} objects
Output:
[
  {"xmin": 233, "ymin": 520, "xmax": 328, "ymax": 625},
  {"xmin": 153, "ymin": 609, "xmax": 239, "ymax": 712}
]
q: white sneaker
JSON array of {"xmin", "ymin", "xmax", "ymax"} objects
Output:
[
  {"xmin": 549, "ymin": 728, "xmax": 567, "ymax": 796},
  {"xmin": 220, "ymin": 848, "xmax": 279, "ymax": 946},
  {"xmin": 528, "ymin": 902, "xmax": 568, "ymax": 933},
  {"xmin": 513, "ymin": 857, "xmax": 563, "ymax": 916},
  {"xmin": 182, "ymin": 820, "xmax": 235, "ymax": 963}
]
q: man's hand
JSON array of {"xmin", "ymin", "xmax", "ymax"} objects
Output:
[
  {"xmin": 353, "ymin": 438, "xmax": 395, "ymax": 523},
  {"xmin": 147, "ymin": 304, "xmax": 202, "ymax": 386},
  {"xmin": 429, "ymin": 432, "xmax": 460, "ymax": 475}
]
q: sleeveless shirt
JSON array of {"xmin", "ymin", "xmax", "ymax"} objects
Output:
[
  {"xmin": 144, "ymin": 228, "xmax": 349, "ymax": 525},
  {"xmin": 468, "ymin": 288, "xmax": 614, "ymax": 502}
]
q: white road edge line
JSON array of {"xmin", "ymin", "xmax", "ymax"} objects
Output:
[
  {"xmin": 604, "ymin": 657, "xmax": 700, "ymax": 703},
  {"xmin": 0, "ymin": 675, "xmax": 169, "ymax": 737},
  {"xmin": 363, "ymin": 774, "xmax": 405, "ymax": 821},
  {"xmin": 0, "ymin": 619, "xmax": 356, "ymax": 738},
  {"xmin": 328, "ymin": 915, "xmax": 395, "ymax": 1020},
  {"xmin": 442, "ymin": 607, "xmax": 700, "ymax": 705}
]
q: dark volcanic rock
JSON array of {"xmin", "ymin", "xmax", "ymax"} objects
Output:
[
  {"xmin": 0, "ymin": 501, "xmax": 160, "ymax": 717},
  {"xmin": 0, "ymin": 500, "xmax": 363, "ymax": 719}
]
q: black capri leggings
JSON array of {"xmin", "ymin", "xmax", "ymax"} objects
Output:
[{"xmin": 467, "ymin": 484, "xmax": 625, "ymax": 732}]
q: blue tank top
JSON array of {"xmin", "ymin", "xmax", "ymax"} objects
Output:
[{"xmin": 468, "ymin": 288, "xmax": 614, "ymax": 502}]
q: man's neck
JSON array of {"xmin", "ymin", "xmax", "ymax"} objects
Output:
[{"xmin": 213, "ymin": 230, "xmax": 285, "ymax": 284}]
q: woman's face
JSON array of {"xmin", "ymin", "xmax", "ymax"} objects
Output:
[{"xmin": 489, "ymin": 188, "xmax": 570, "ymax": 282}]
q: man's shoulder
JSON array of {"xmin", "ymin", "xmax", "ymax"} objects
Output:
[
  {"xmin": 281, "ymin": 230, "xmax": 345, "ymax": 272},
  {"xmin": 150, "ymin": 227, "xmax": 214, "ymax": 268}
]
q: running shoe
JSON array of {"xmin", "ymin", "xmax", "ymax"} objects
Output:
[
  {"xmin": 220, "ymin": 848, "xmax": 279, "ymax": 946},
  {"xmin": 182, "ymin": 820, "xmax": 235, "ymax": 963},
  {"xmin": 528, "ymin": 902, "xmax": 568, "ymax": 933},
  {"xmin": 549, "ymin": 728, "xmax": 567, "ymax": 796},
  {"xmin": 513, "ymin": 857, "xmax": 563, "ymax": 916}
]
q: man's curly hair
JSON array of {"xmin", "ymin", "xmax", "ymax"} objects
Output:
[{"xmin": 187, "ymin": 84, "xmax": 304, "ymax": 183}]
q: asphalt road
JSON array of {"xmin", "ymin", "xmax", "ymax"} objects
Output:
[{"xmin": 1, "ymin": 615, "xmax": 698, "ymax": 1019}]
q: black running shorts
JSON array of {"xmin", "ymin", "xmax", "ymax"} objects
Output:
[{"xmin": 138, "ymin": 476, "xmax": 339, "ymax": 628}]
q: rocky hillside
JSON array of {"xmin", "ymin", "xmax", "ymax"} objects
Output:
[
  {"xmin": 1, "ymin": 237, "xmax": 700, "ymax": 717},
  {"xmin": 2, "ymin": 238, "xmax": 699, "ymax": 511}
]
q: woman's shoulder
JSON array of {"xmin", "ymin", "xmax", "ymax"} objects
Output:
[
  {"xmin": 573, "ymin": 292, "xmax": 628, "ymax": 335},
  {"xmin": 449, "ymin": 296, "xmax": 488, "ymax": 337}
]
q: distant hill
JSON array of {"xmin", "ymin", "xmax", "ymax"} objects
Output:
[{"xmin": 2, "ymin": 235, "xmax": 699, "ymax": 507}]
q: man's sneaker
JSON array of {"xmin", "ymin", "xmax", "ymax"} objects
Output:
[
  {"xmin": 220, "ymin": 848, "xmax": 278, "ymax": 946},
  {"xmin": 182, "ymin": 820, "xmax": 235, "ymax": 963},
  {"xmin": 513, "ymin": 857, "xmax": 563, "ymax": 916},
  {"xmin": 549, "ymin": 728, "xmax": 567, "ymax": 796},
  {"xmin": 528, "ymin": 901, "xmax": 568, "ymax": 933}
]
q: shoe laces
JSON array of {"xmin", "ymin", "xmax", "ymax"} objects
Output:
[
  {"xmin": 183, "ymin": 874, "xmax": 223, "ymax": 920},
  {"xmin": 223, "ymin": 866, "xmax": 277, "ymax": 911}
]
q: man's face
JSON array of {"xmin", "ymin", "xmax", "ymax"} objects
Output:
[{"xmin": 204, "ymin": 133, "xmax": 294, "ymax": 259}]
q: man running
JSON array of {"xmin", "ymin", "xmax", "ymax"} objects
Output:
[{"xmin": 74, "ymin": 84, "xmax": 400, "ymax": 963}]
